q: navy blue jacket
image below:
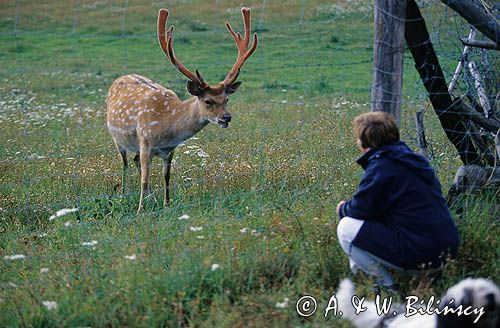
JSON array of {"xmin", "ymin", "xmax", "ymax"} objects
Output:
[{"xmin": 339, "ymin": 141, "xmax": 459, "ymax": 269}]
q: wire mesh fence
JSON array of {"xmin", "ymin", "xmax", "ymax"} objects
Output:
[{"xmin": 0, "ymin": 0, "xmax": 498, "ymax": 224}]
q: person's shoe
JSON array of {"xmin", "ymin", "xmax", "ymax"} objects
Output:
[{"xmin": 350, "ymin": 263, "xmax": 360, "ymax": 275}]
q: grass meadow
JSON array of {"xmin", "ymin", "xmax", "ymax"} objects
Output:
[{"xmin": 0, "ymin": 0, "xmax": 499, "ymax": 327}]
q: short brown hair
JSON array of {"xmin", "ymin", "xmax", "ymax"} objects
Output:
[{"xmin": 353, "ymin": 112, "xmax": 400, "ymax": 149}]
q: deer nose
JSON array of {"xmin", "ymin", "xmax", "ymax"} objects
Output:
[{"xmin": 223, "ymin": 113, "xmax": 232, "ymax": 122}]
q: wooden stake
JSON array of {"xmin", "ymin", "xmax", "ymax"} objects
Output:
[
  {"xmin": 415, "ymin": 109, "xmax": 429, "ymax": 159},
  {"xmin": 371, "ymin": 0, "xmax": 407, "ymax": 124}
]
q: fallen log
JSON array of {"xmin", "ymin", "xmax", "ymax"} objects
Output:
[
  {"xmin": 447, "ymin": 129, "xmax": 500, "ymax": 204},
  {"xmin": 447, "ymin": 165, "xmax": 500, "ymax": 205}
]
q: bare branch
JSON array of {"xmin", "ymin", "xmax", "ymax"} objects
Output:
[
  {"xmin": 468, "ymin": 61, "xmax": 491, "ymax": 118},
  {"xmin": 449, "ymin": 29, "xmax": 476, "ymax": 94},
  {"xmin": 452, "ymin": 98, "xmax": 500, "ymax": 133},
  {"xmin": 496, "ymin": 130, "xmax": 500, "ymax": 162},
  {"xmin": 460, "ymin": 38, "xmax": 500, "ymax": 50}
]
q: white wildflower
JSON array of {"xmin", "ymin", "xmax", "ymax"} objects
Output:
[
  {"xmin": 4, "ymin": 254, "xmax": 26, "ymax": 260},
  {"xmin": 211, "ymin": 263, "xmax": 220, "ymax": 271},
  {"xmin": 124, "ymin": 254, "xmax": 136, "ymax": 260},
  {"xmin": 42, "ymin": 300, "xmax": 58, "ymax": 311},
  {"xmin": 49, "ymin": 208, "xmax": 78, "ymax": 221},
  {"xmin": 196, "ymin": 235, "xmax": 205, "ymax": 239},
  {"xmin": 39, "ymin": 233, "xmax": 48, "ymax": 237},
  {"xmin": 275, "ymin": 297, "xmax": 290, "ymax": 309},
  {"xmin": 190, "ymin": 226, "xmax": 203, "ymax": 232},
  {"xmin": 178, "ymin": 214, "xmax": 190, "ymax": 220},
  {"xmin": 240, "ymin": 228, "xmax": 248, "ymax": 234},
  {"xmin": 197, "ymin": 149, "xmax": 209, "ymax": 158},
  {"xmin": 40, "ymin": 268, "xmax": 49, "ymax": 273},
  {"xmin": 81, "ymin": 240, "xmax": 98, "ymax": 246},
  {"xmin": 64, "ymin": 221, "xmax": 73, "ymax": 227}
]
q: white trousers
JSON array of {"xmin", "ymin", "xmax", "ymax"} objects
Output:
[{"xmin": 337, "ymin": 216, "xmax": 398, "ymax": 287}]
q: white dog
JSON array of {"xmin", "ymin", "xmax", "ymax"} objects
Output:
[{"xmin": 336, "ymin": 278, "xmax": 500, "ymax": 328}]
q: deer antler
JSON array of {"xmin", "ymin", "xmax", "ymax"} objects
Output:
[
  {"xmin": 221, "ymin": 7, "xmax": 258, "ymax": 86},
  {"xmin": 157, "ymin": 9, "xmax": 208, "ymax": 88}
]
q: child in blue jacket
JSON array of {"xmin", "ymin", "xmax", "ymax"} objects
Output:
[{"xmin": 336, "ymin": 112, "xmax": 459, "ymax": 290}]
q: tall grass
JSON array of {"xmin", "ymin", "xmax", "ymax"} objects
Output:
[{"xmin": 0, "ymin": 1, "xmax": 498, "ymax": 327}]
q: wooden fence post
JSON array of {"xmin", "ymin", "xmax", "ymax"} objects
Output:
[{"xmin": 371, "ymin": 0, "xmax": 407, "ymax": 124}]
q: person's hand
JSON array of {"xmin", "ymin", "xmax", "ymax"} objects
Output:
[{"xmin": 336, "ymin": 200, "xmax": 346, "ymax": 216}]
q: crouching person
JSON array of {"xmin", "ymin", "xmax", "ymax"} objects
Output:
[{"xmin": 336, "ymin": 112, "xmax": 459, "ymax": 291}]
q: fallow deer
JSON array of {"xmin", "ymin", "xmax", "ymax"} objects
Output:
[{"xmin": 107, "ymin": 7, "xmax": 257, "ymax": 213}]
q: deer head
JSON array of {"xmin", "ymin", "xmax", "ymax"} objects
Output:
[{"xmin": 157, "ymin": 7, "xmax": 258, "ymax": 128}]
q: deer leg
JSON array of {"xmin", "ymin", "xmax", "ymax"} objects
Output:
[
  {"xmin": 162, "ymin": 151, "xmax": 174, "ymax": 207},
  {"xmin": 116, "ymin": 143, "xmax": 128, "ymax": 193},
  {"xmin": 137, "ymin": 142, "xmax": 152, "ymax": 214},
  {"xmin": 133, "ymin": 153, "xmax": 141, "ymax": 174}
]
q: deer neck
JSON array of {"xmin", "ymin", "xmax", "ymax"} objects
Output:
[{"xmin": 179, "ymin": 97, "xmax": 208, "ymax": 135}]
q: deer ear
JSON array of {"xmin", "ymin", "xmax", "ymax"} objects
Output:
[
  {"xmin": 186, "ymin": 81, "xmax": 205, "ymax": 96},
  {"xmin": 225, "ymin": 81, "xmax": 242, "ymax": 95}
]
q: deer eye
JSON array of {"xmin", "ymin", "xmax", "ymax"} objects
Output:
[{"xmin": 204, "ymin": 100, "xmax": 214, "ymax": 106}]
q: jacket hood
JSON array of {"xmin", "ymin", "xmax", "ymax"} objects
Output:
[{"xmin": 357, "ymin": 141, "xmax": 436, "ymax": 184}]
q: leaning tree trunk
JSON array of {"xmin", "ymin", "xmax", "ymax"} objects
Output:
[
  {"xmin": 370, "ymin": 0, "xmax": 407, "ymax": 124},
  {"xmin": 405, "ymin": 0, "xmax": 480, "ymax": 165},
  {"xmin": 441, "ymin": 0, "xmax": 500, "ymax": 45}
]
